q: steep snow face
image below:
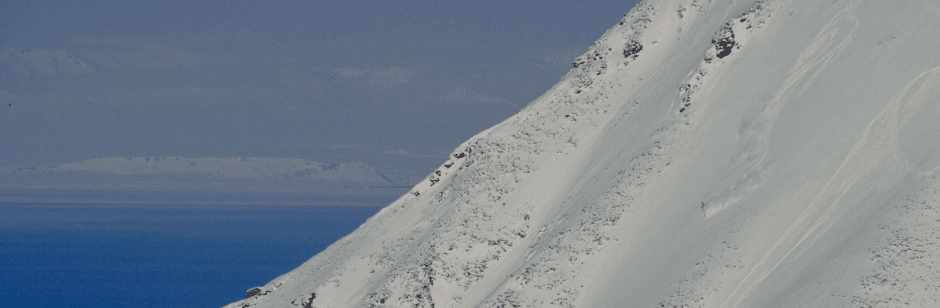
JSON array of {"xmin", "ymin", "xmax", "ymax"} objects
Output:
[{"xmin": 225, "ymin": 0, "xmax": 940, "ymax": 307}]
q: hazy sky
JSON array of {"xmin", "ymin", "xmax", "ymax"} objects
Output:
[
  {"xmin": 1, "ymin": 0, "xmax": 642, "ymax": 182},
  {"xmin": 1, "ymin": 0, "xmax": 638, "ymax": 49}
]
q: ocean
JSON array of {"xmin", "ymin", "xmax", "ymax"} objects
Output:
[{"xmin": 0, "ymin": 186, "xmax": 406, "ymax": 308}]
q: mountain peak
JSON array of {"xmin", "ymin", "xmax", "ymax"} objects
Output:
[{"xmin": 226, "ymin": 0, "xmax": 940, "ymax": 307}]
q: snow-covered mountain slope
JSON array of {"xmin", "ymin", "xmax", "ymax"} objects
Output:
[{"xmin": 225, "ymin": 0, "xmax": 940, "ymax": 307}]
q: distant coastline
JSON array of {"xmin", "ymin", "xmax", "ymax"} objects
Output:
[{"xmin": 0, "ymin": 156, "xmax": 417, "ymax": 191}]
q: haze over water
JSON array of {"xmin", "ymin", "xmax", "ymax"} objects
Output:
[{"xmin": 0, "ymin": 187, "xmax": 406, "ymax": 308}]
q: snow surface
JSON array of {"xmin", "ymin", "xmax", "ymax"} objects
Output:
[{"xmin": 225, "ymin": 0, "xmax": 940, "ymax": 307}]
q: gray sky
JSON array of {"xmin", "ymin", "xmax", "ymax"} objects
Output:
[
  {"xmin": 2, "ymin": 0, "xmax": 636, "ymax": 49},
  {"xmin": 1, "ymin": 0, "xmax": 642, "ymax": 183}
]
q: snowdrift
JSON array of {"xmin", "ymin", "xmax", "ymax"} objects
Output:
[{"xmin": 226, "ymin": 0, "xmax": 940, "ymax": 306}]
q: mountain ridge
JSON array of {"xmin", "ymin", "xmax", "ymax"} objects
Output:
[{"xmin": 226, "ymin": 0, "xmax": 940, "ymax": 306}]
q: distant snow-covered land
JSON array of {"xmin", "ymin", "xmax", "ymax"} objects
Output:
[
  {"xmin": 227, "ymin": 0, "xmax": 940, "ymax": 307},
  {"xmin": 0, "ymin": 31, "xmax": 577, "ymax": 184},
  {"xmin": 2, "ymin": 157, "xmax": 395, "ymax": 189}
]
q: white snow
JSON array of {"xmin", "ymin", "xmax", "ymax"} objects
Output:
[{"xmin": 225, "ymin": 0, "xmax": 940, "ymax": 307}]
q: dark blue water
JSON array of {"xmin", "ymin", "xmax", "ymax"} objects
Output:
[{"xmin": 0, "ymin": 186, "xmax": 404, "ymax": 308}]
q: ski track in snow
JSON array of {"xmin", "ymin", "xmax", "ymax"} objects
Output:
[
  {"xmin": 897, "ymin": 64, "xmax": 940, "ymax": 174},
  {"xmin": 719, "ymin": 1, "xmax": 862, "ymax": 304}
]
